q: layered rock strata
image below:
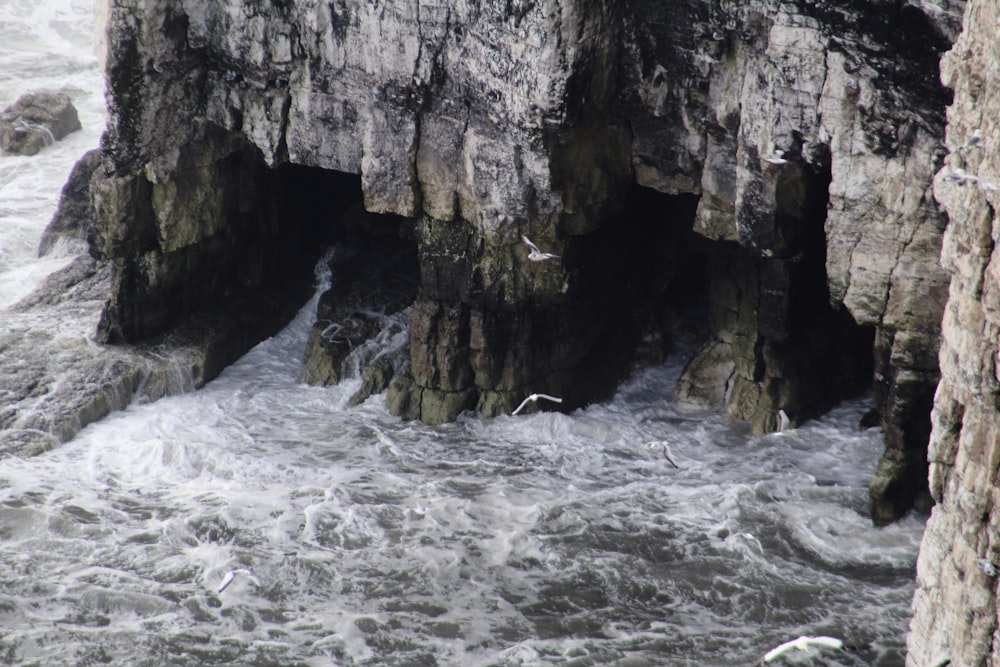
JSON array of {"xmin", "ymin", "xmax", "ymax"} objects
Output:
[
  {"xmin": 908, "ymin": 1, "xmax": 1000, "ymax": 663},
  {"xmin": 617, "ymin": 0, "xmax": 958, "ymax": 523},
  {"xmin": 16, "ymin": 0, "xmax": 962, "ymax": 524}
]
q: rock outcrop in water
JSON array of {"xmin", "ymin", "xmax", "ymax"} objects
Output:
[
  {"xmin": 0, "ymin": 1, "xmax": 969, "ymax": 533},
  {"xmin": 0, "ymin": 91, "xmax": 82, "ymax": 156},
  {"xmin": 908, "ymin": 1, "xmax": 1000, "ymax": 664}
]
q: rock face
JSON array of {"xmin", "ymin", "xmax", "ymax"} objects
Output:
[
  {"xmin": 70, "ymin": 0, "xmax": 963, "ymax": 523},
  {"xmin": 76, "ymin": 0, "xmax": 961, "ymax": 523},
  {"xmin": 620, "ymin": 0, "xmax": 957, "ymax": 525},
  {"xmin": 908, "ymin": 1, "xmax": 1000, "ymax": 664},
  {"xmin": 0, "ymin": 91, "xmax": 82, "ymax": 155},
  {"xmin": 38, "ymin": 148, "xmax": 102, "ymax": 257}
]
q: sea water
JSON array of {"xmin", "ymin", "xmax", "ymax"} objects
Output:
[{"xmin": 0, "ymin": 2, "xmax": 924, "ymax": 665}]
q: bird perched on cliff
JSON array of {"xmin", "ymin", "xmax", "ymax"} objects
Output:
[
  {"xmin": 757, "ymin": 635, "xmax": 844, "ymax": 664},
  {"xmin": 218, "ymin": 567, "xmax": 259, "ymax": 593},
  {"xmin": 946, "ymin": 168, "xmax": 978, "ymax": 186},
  {"xmin": 521, "ymin": 235, "xmax": 560, "ymax": 262},
  {"xmin": 963, "ymin": 128, "xmax": 983, "ymax": 150},
  {"xmin": 977, "ymin": 557, "xmax": 998, "ymax": 577},
  {"xmin": 645, "ymin": 441, "xmax": 680, "ymax": 468},
  {"xmin": 511, "ymin": 393, "xmax": 563, "ymax": 415}
]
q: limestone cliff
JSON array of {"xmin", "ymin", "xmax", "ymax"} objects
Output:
[
  {"xmin": 35, "ymin": 0, "xmax": 959, "ymax": 526},
  {"xmin": 618, "ymin": 0, "xmax": 958, "ymax": 524},
  {"xmin": 908, "ymin": 1, "xmax": 1000, "ymax": 664}
]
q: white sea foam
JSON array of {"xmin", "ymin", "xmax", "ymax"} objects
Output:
[
  {"xmin": 0, "ymin": 0, "xmax": 105, "ymax": 307},
  {"xmin": 0, "ymin": 1, "xmax": 926, "ymax": 666}
]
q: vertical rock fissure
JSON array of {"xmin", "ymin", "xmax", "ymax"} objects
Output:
[{"xmin": 678, "ymin": 142, "xmax": 876, "ymax": 435}]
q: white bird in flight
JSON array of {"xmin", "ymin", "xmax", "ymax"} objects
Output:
[
  {"xmin": 511, "ymin": 393, "xmax": 563, "ymax": 416},
  {"xmin": 765, "ymin": 149, "xmax": 788, "ymax": 165},
  {"xmin": 645, "ymin": 441, "xmax": 680, "ymax": 468},
  {"xmin": 521, "ymin": 235, "xmax": 560, "ymax": 262},
  {"xmin": 218, "ymin": 568, "xmax": 259, "ymax": 594},
  {"xmin": 759, "ymin": 635, "xmax": 844, "ymax": 664}
]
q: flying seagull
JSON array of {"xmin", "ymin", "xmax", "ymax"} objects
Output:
[
  {"xmin": 737, "ymin": 532, "xmax": 764, "ymax": 553},
  {"xmin": 759, "ymin": 636, "xmax": 844, "ymax": 664},
  {"xmin": 765, "ymin": 149, "xmax": 788, "ymax": 165},
  {"xmin": 511, "ymin": 393, "xmax": 564, "ymax": 416},
  {"xmin": 645, "ymin": 441, "xmax": 680, "ymax": 468},
  {"xmin": 218, "ymin": 568, "xmax": 259, "ymax": 594},
  {"xmin": 521, "ymin": 235, "xmax": 560, "ymax": 262}
]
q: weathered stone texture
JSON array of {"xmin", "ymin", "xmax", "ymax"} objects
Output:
[
  {"xmin": 81, "ymin": 0, "xmax": 960, "ymax": 522},
  {"xmin": 618, "ymin": 0, "xmax": 956, "ymax": 521},
  {"xmin": 0, "ymin": 91, "xmax": 82, "ymax": 156},
  {"xmin": 908, "ymin": 1, "xmax": 1000, "ymax": 663},
  {"xmin": 95, "ymin": 0, "xmax": 648, "ymax": 423},
  {"xmin": 37, "ymin": 148, "xmax": 102, "ymax": 257}
]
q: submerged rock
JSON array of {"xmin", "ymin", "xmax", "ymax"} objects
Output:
[{"xmin": 0, "ymin": 91, "xmax": 81, "ymax": 156}]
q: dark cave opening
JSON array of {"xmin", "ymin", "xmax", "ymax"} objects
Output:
[
  {"xmin": 612, "ymin": 184, "xmax": 710, "ymax": 371},
  {"xmin": 752, "ymin": 152, "xmax": 876, "ymax": 427},
  {"xmin": 98, "ymin": 143, "xmax": 367, "ymax": 346},
  {"xmin": 97, "ymin": 136, "xmax": 423, "ymax": 394},
  {"xmin": 246, "ymin": 161, "xmax": 421, "ymax": 401},
  {"xmin": 299, "ymin": 199, "xmax": 420, "ymax": 397},
  {"xmin": 616, "ymin": 161, "xmax": 876, "ymax": 429}
]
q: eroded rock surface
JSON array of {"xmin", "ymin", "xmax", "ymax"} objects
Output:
[
  {"xmin": 908, "ymin": 1, "xmax": 1000, "ymax": 664},
  {"xmin": 0, "ymin": 91, "xmax": 82, "ymax": 156},
  {"xmin": 8, "ymin": 0, "xmax": 968, "ymax": 526},
  {"xmin": 617, "ymin": 0, "xmax": 957, "ymax": 523},
  {"xmin": 38, "ymin": 148, "xmax": 102, "ymax": 257}
]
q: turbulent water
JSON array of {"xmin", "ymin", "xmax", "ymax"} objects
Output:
[
  {"xmin": 0, "ymin": 0, "xmax": 105, "ymax": 309},
  {"xmin": 0, "ymin": 3, "xmax": 926, "ymax": 666}
]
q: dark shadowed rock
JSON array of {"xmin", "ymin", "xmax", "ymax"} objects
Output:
[{"xmin": 38, "ymin": 149, "xmax": 102, "ymax": 256}]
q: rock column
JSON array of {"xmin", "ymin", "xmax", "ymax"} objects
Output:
[{"xmin": 908, "ymin": 1, "xmax": 1000, "ymax": 663}]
